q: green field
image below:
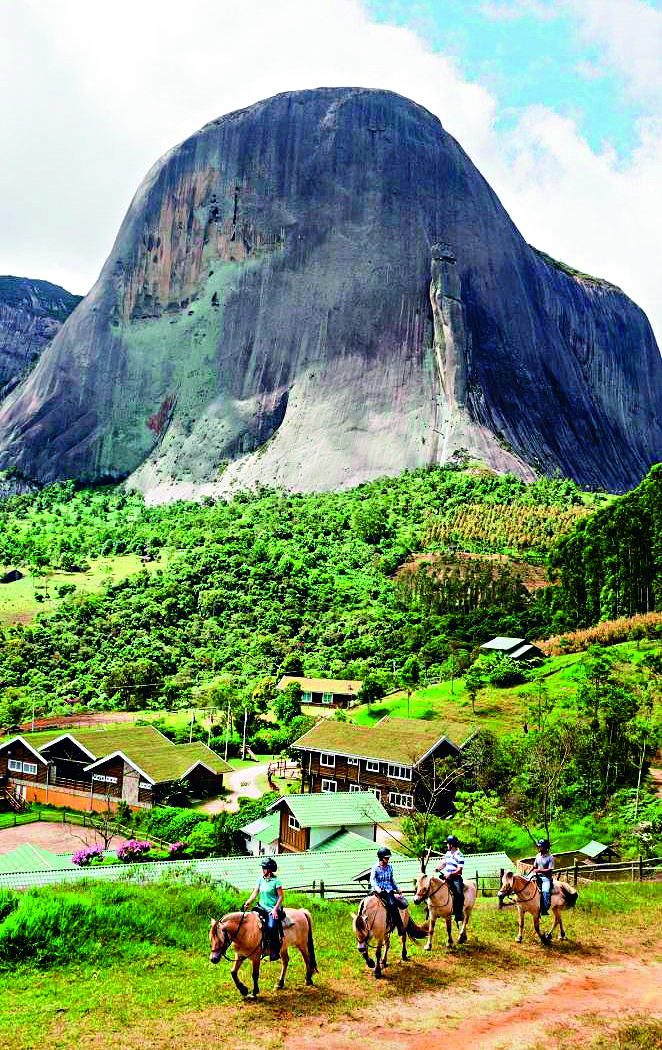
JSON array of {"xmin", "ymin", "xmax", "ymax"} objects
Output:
[
  {"xmin": 0, "ymin": 877, "xmax": 660, "ymax": 1050},
  {"xmin": 0, "ymin": 552, "xmax": 169, "ymax": 625}
]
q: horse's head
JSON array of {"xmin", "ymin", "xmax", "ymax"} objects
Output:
[
  {"xmin": 497, "ymin": 870, "xmax": 515, "ymax": 907},
  {"xmin": 413, "ymin": 873, "xmax": 430, "ymax": 905},
  {"xmin": 209, "ymin": 916, "xmax": 231, "ymax": 964},
  {"xmin": 351, "ymin": 910, "xmax": 370, "ymax": 954}
]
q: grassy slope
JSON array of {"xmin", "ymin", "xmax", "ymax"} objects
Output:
[
  {"xmin": 0, "ymin": 552, "xmax": 169, "ymax": 625},
  {"xmin": 0, "ymin": 879, "xmax": 660, "ymax": 1050},
  {"xmin": 351, "ymin": 640, "xmax": 662, "ymax": 743}
]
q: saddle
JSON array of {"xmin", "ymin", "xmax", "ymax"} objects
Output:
[{"xmin": 253, "ymin": 905, "xmax": 285, "ymax": 960}]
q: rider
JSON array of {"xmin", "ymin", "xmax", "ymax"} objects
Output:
[
  {"xmin": 243, "ymin": 857, "xmax": 284, "ymax": 961},
  {"xmin": 529, "ymin": 838, "xmax": 554, "ymax": 916},
  {"xmin": 370, "ymin": 847, "xmax": 407, "ymax": 934},
  {"xmin": 435, "ymin": 834, "xmax": 465, "ymax": 923}
]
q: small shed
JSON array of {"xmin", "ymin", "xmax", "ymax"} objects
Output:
[
  {"xmin": 480, "ymin": 637, "xmax": 545, "ymax": 661},
  {"xmin": 269, "ymin": 790, "xmax": 389, "ymax": 853},
  {"xmin": 276, "ymin": 676, "xmax": 363, "ymax": 708},
  {"xmin": 578, "ymin": 840, "xmax": 619, "ymax": 864},
  {"xmin": 239, "ymin": 813, "xmax": 280, "ymax": 857}
]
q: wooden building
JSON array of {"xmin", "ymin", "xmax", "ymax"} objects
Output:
[
  {"xmin": 0, "ymin": 726, "xmax": 231, "ymax": 813},
  {"xmin": 276, "ymin": 676, "xmax": 362, "ymax": 709},
  {"xmin": 269, "ymin": 791, "xmax": 389, "ymax": 852},
  {"xmin": 291, "ymin": 716, "xmax": 460, "ymax": 815}
]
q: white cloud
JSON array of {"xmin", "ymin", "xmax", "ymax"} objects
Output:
[
  {"xmin": 1, "ymin": 0, "xmax": 660, "ymax": 345},
  {"xmin": 564, "ymin": 0, "xmax": 662, "ymax": 104}
]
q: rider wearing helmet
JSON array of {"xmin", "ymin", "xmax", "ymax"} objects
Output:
[
  {"xmin": 435, "ymin": 834, "xmax": 465, "ymax": 923},
  {"xmin": 530, "ymin": 839, "xmax": 554, "ymax": 916},
  {"xmin": 243, "ymin": 857, "xmax": 284, "ymax": 960},
  {"xmin": 370, "ymin": 847, "xmax": 407, "ymax": 934}
]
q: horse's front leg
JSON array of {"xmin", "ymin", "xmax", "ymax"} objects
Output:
[
  {"xmin": 425, "ymin": 914, "xmax": 436, "ymax": 951},
  {"xmin": 277, "ymin": 948, "xmax": 289, "ymax": 989},
  {"xmin": 374, "ymin": 941, "xmax": 383, "ymax": 979},
  {"xmin": 231, "ymin": 955, "xmax": 249, "ymax": 997},
  {"xmin": 445, "ymin": 915, "xmax": 453, "ymax": 948},
  {"xmin": 515, "ymin": 905, "xmax": 524, "ymax": 944}
]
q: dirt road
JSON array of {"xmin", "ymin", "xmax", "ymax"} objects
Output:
[{"xmin": 198, "ymin": 762, "xmax": 271, "ymax": 814}]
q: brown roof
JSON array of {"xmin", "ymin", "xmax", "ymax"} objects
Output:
[
  {"xmin": 277, "ymin": 676, "xmax": 363, "ymax": 694},
  {"xmin": 291, "ymin": 716, "xmax": 458, "ymax": 765}
]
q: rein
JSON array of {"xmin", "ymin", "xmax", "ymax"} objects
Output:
[
  {"xmin": 418, "ymin": 877, "xmax": 451, "ymax": 905},
  {"xmin": 500, "ymin": 878, "xmax": 539, "ymax": 906},
  {"xmin": 215, "ymin": 908, "xmax": 249, "ymax": 962}
]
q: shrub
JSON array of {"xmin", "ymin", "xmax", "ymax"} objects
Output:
[
  {"xmin": 168, "ymin": 841, "xmax": 187, "ymax": 858},
  {"xmin": 145, "ymin": 807, "xmax": 208, "ymax": 842},
  {"xmin": 116, "ymin": 840, "xmax": 151, "ymax": 863},
  {"xmin": 482, "ymin": 654, "xmax": 527, "ymax": 687},
  {"xmin": 72, "ymin": 846, "xmax": 104, "ymax": 867}
]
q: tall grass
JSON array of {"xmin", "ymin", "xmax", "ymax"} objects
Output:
[{"xmin": 538, "ymin": 611, "xmax": 662, "ymax": 656}]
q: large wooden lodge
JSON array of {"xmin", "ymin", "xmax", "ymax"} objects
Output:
[
  {"xmin": 291, "ymin": 716, "xmax": 460, "ymax": 815},
  {"xmin": 0, "ymin": 725, "xmax": 231, "ymax": 812},
  {"xmin": 276, "ymin": 676, "xmax": 362, "ymax": 709}
]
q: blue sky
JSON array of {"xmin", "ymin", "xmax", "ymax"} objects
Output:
[{"xmin": 1, "ymin": 0, "xmax": 661, "ymax": 340}]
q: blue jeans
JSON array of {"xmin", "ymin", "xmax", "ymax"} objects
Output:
[{"xmin": 539, "ymin": 876, "xmax": 551, "ymax": 913}]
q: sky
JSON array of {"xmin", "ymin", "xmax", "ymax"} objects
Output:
[{"xmin": 1, "ymin": 0, "xmax": 661, "ymax": 342}]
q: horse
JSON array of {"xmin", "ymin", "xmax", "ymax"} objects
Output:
[
  {"xmin": 209, "ymin": 908, "xmax": 318, "ymax": 999},
  {"xmin": 412, "ymin": 872, "xmax": 477, "ymax": 949},
  {"xmin": 351, "ymin": 893, "xmax": 429, "ymax": 979},
  {"xmin": 497, "ymin": 870, "xmax": 579, "ymax": 946}
]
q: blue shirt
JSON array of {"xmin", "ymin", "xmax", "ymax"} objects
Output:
[
  {"xmin": 370, "ymin": 861, "xmax": 400, "ymax": 893},
  {"xmin": 438, "ymin": 848, "xmax": 464, "ymax": 876}
]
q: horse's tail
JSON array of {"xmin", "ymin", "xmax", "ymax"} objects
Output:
[
  {"xmin": 304, "ymin": 910, "xmax": 319, "ymax": 973},
  {"xmin": 560, "ymin": 883, "xmax": 578, "ymax": 909},
  {"xmin": 406, "ymin": 916, "xmax": 430, "ymax": 939}
]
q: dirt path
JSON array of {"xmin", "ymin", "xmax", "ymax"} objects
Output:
[
  {"xmin": 0, "ymin": 821, "xmax": 130, "ymax": 856},
  {"xmin": 650, "ymin": 766, "xmax": 662, "ymax": 797},
  {"xmin": 198, "ymin": 762, "xmax": 272, "ymax": 813},
  {"xmin": 283, "ymin": 956, "xmax": 662, "ymax": 1050}
]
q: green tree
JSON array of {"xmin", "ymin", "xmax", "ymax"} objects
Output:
[{"xmin": 401, "ymin": 655, "xmax": 421, "ymax": 717}]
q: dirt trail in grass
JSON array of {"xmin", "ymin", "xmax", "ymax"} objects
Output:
[{"xmin": 283, "ymin": 956, "xmax": 662, "ymax": 1050}]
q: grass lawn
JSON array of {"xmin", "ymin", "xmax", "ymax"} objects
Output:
[
  {"xmin": 351, "ymin": 640, "xmax": 662, "ymax": 742},
  {"xmin": 0, "ymin": 878, "xmax": 660, "ymax": 1050},
  {"xmin": 0, "ymin": 552, "xmax": 169, "ymax": 625}
]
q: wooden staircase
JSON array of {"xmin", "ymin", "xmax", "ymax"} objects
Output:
[{"xmin": 1, "ymin": 787, "xmax": 27, "ymax": 813}]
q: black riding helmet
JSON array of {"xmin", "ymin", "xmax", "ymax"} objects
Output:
[
  {"xmin": 261, "ymin": 857, "xmax": 278, "ymax": 873},
  {"xmin": 377, "ymin": 847, "xmax": 392, "ymax": 860},
  {"xmin": 446, "ymin": 835, "xmax": 460, "ymax": 847},
  {"xmin": 537, "ymin": 839, "xmax": 550, "ymax": 851}
]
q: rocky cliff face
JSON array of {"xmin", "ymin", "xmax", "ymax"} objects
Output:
[
  {"xmin": 0, "ymin": 277, "xmax": 82, "ymax": 399},
  {"xmin": 0, "ymin": 87, "xmax": 660, "ymax": 496}
]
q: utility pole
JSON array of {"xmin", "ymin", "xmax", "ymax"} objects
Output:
[
  {"xmin": 189, "ymin": 707, "xmax": 195, "ymax": 743},
  {"xmin": 224, "ymin": 698, "xmax": 231, "ymax": 761},
  {"xmin": 242, "ymin": 706, "xmax": 248, "ymax": 760},
  {"xmin": 31, "ymin": 695, "xmax": 35, "ymax": 732}
]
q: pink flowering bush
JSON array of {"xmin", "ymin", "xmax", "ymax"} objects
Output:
[
  {"xmin": 116, "ymin": 839, "xmax": 151, "ymax": 863},
  {"xmin": 168, "ymin": 841, "xmax": 186, "ymax": 858},
  {"xmin": 72, "ymin": 846, "xmax": 104, "ymax": 867}
]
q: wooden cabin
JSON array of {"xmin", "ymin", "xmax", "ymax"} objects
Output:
[
  {"xmin": 270, "ymin": 790, "xmax": 389, "ymax": 853},
  {"xmin": 276, "ymin": 676, "xmax": 362, "ymax": 709}
]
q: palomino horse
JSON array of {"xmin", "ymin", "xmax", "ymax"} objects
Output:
[
  {"xmin": 209, "ymin": 908, "xmax": 318, "ymax": 998},
  {"xmin": 412, "ymin": 873, "xmax": 477, "ymax": 949},
  {"xmin": 497, "ymin": 870, "xmax": 578, "ymax": 946},
  {"xmin": 352, "ymin": 893, "xmax": 429, "ymax": 979}
]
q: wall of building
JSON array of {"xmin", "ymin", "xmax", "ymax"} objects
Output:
[{"xmin": 278, "ymin": 808, "xmax": 309, "ymax": 852}]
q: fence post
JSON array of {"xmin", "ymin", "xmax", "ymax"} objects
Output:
[
  {"xmin": 38, "ymin": 810, "xmax": 41, "ymax": 821},
  {"xmin": 639, "ymin": 856, "xmax": 643, "ymax": 882},
  {"xmin": 63, "ymin": 810, "xmax": 66, "ymax": 824},
  {"xmin": 320, "ymin": 880, "xmax": 325, "ymax": 899},
  {"xmin": 475, "ymin": 870, "xmax": 479, "ymax": 889},
  {"xmin": 312, "ymin": 880, "xmax": 315, "ymax": 896},
  {"xmin": 573, "ymin": 862, "xmax": 578, "ymax": 886}
]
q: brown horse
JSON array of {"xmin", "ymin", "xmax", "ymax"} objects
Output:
[
  {"xmin": 497, "ymin": 870, "xmax": 578, "ymax": 946},
  {"xmin": 209, "ymin": 908, "xmax": 318, "ymax": 998},
  {"xmin": 412, "ymin": 873, "xmax": 478, "ymax": 949},
  {"xmin": 351, "ymin": 893, "xmax": 429, "ymax": 978}
]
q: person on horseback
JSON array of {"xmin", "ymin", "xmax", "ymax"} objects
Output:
[
  {"xmin": 370, "ymin": 847, "xmax": 407, "ymax": 934},
  {"xmin": 529, "ymin": 838, "xmax": 554, "ymax": 916},
  {"xmin": 243, "ymin": 857, "xmax": 284, "ymax": 961},
  {"xmin": 435, "ymin": 834, "xmax": 465, "ymax": 923}
]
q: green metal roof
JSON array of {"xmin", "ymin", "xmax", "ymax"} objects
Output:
[
  {"xmin": 239, "ymin": 813, "xmax": 280, "ymax": 841},
  {"xmin": 311, "ymin": 830, "xmax": 375, "ymax": 852},
  {"xmin": 292, "ymin": 716, "xmax": 459, "ymax": 765},
  {"xmin": 578, "ymin": 840, "xmax": 610, "ymax": 858},
  {"xmin": 0, "ymin": 843, "xmax": 76, "ymax": 873},
  {"xmin": 269, "ymin": 791, "xmax": 389, "ymax": 827}
]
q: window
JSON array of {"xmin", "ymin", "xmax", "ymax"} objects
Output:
[
  {"xmin": 387, "ymin": 764, "xmax": 412, "ymax": 780},
  {"xmin": 347, "ymin": 757, "xmax": 359, "ymax": 766},
  {"xmin": 8, "ymin": 759, "xmax": 22, "ymax": 773},
  {"xmin": 288, "ymin": 814, "xmax": 301, "ymax": 831},
  {"xmin": 302, "ymin": 691, "xmax": 313, "ymax": 703},
  {"xmin": 349, "ymin": 783, "xmax": 362, "ymax": 792},
  {"xmin": 321, "ymin": 779, "xmax": 337, "ymax": 793},
  {"xmin": 369, "ymin": 788, "xmax": 381, "ymax": 800},
  {"xmin": 322, "ymin": 692, "xmax": 333, "ymax": 704},
  {"xmin": 319, "ymin": 753, "xmax": 335, "ymax": 767},
  {"xmin": 389, "ymin": 792, "xmax": 413, "ymax": 809},
  {"xmin": 366, "ymin": 760, "xmax": 380, "ymax": 772},
  {"xmin": 22, "ymin": 762, "xmax": 37, "ymax": 776}
]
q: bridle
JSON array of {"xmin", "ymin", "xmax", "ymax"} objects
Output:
[
  {"xmin": 498, "ymin": 875, "xmax": 539, "ymax": 906},
  {"xmin": 211, "ymin": 909, "xmax": 248, "ymax": 961},
  {"xmin": 414, "ymin": 875, "xmax": 450, "ymax": 906}
]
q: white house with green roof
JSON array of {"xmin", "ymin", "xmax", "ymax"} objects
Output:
[{"xmin": 268, "ymin": 790, "xmax": 390, "ymax": 852}]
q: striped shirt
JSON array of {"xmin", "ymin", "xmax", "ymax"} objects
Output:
[
  {"xmin": 438, "ymin": 848, "xmax": 464, "ymax": 876},
  {"xmin": 370, "ymin": 862, "xmax": 400, "ymax": 894}
]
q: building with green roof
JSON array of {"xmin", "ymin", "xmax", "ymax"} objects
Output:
[
  {"xmin": 269, "ymin": 790, "xmax": 389, "ymax": 852},
  {"xmin": 0, "ymin": 726, "xmax": 232, "ymax": 814}
]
